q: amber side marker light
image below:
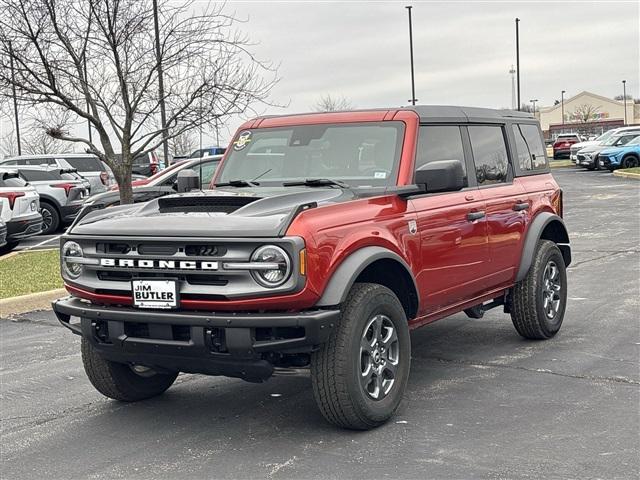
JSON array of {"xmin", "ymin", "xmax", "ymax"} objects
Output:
[{"xmin": 299, "ymin": 249, "xmax": 306, "ymax": 276}]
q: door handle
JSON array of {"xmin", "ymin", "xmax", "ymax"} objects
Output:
[
  {"xmin": 467, "ymin": 211, "xmax": 486, "ymax": 221},
  {"xmin": 513, "ymin": 202, "xmax": 530, "ymax": 211}
]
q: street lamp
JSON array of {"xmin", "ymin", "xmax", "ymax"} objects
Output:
[
  {"xmin": 561, "ymin": 90, "xmax": 566, "ymax": 127},
  {"xmin": 622, "ymin": 80, "xmax": 627, "ymax": 126},
  {"xmin": 530, "ymin": 99, "xmax": 538, "ymax": 115},
  {"xmin": 406, "ymin": 6, "xmax": 417, "ymax": 105},
  {"xmin": 515, "ymin": 18, "xmax": 521, "ymax": 110}
]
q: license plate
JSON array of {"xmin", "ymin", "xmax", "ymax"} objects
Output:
[{"xmin": 132, "ymin": 279, "xmax": 178, "ymax": 309}]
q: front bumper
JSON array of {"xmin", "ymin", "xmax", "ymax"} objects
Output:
[
  {"xmin": 52, "ymin": 295, "xmax": 339, "ymax": 382},
  {"xmin": 60, "ymin": 202, "xmax": 85, "ymax": 223},
  {"xmin": 6, "ymin": 214, "xmax": 43, "ymax": 241}
]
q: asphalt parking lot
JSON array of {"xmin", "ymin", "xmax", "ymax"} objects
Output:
[{"xmin": 1, "ymin": 168, "xmax": 638, "ymax": 479}]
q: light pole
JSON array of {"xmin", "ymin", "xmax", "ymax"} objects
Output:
[
  {"xmin": 405, "ymin": 6, "xmax": 417, "ymax": 105},
  {"xmin": 622, "ymin": 80, "xmax": 627, "ymax": 126},
  {"xmin": 515, "ymin": 18, "xmax": 521, "ymax": 111},
  {"xmin": 8, "ymin": 40, "xmax": 21, "ymax": 155},
  {"xmin": 561, "ymin": 90, "xmax": 566, "ymax": 127},
  {"xmin": 530, "ymin": 99, "xmax": 538, "ymax": 116}
]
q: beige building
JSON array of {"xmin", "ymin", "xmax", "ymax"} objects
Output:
[{"xmin": 536, "ymin": 91, "xmax": 638, "ymax": 139}]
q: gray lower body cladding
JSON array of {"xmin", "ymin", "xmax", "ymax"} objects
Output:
[{"xmin": 52, "ymin": 296, "xmax": 339, "ymax": 382}]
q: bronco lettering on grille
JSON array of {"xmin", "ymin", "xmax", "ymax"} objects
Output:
[{"xmin": 99, "ymin": 258, "xmax": 219, "ymax": 270}]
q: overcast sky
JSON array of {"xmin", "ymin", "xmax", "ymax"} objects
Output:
[
  {"xmin": 2, "ymin": 1, "xmax": 638, "ymax": 152},
  {"xmin": 214, "ymin": 0, "xmax": 639, "ymax": 142}
]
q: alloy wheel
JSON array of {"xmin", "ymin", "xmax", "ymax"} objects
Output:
[
  {"xmin": 542, "ymin": 260, "xmax": 562, "ymax": 319},
  {"xmin": 359, "ymin": 314, "xmax": 400, "ymax": 400},
  {"xmin": 41, "ymin": 208, "xmax": 52, "ymax": 231}
]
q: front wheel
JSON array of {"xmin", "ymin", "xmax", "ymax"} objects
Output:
[
  {"xmin": 81, "ymin": 338, "xmax": 178, "ymax": 402},
  {"xmin": 511, "ymin": 240, "xmax": 567, "ymax": 339},
  {"xmin": 310, "ymin": 283, "xmax": 411, "ymax": 430},
  {"xmin": 622, "ymin": 155, "xmax": 639, "ymax": 169}
]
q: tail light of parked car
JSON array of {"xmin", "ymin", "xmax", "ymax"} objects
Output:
[
  {"xmin": 0, "ymin": 191, "xmax": 25, "ymax": 209},
  {"xmin": 51, "ymin": 183, "xmax": 76, "ymax": 197},
  {"xmin": 100, "ymin": 171, "xmax": 109, "ymax": 185},
  {"xmin": 150, "ymin": 163, "xmax": 158, "ymax": 175}
]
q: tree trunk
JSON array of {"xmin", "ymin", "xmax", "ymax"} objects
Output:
[{"xmin": 114, "ymin": 161, "xmax": 134, "ymax": 205}]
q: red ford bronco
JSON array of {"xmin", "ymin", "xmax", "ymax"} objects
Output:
[{"xmin": 53, "ymin": 106, "xmax": 570, "ymax": 430}]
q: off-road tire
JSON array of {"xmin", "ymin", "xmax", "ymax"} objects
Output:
[
  {"xmin": 511, "ymin": 240, "xmax": 567, "ymax": 339},
  {"xmin": 81, "ymin": 338, "xmax": 178, "ymax": 402},
  {"xmin": 310, "ymin": 283, "xmax": 411, "ymax": 430},
  {"xmin": 40, "ymin": 201, "xmax": 60, "ymax": 235}
]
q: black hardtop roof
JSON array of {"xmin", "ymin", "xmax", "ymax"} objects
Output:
[
  {"xmin": 408, "ymin": 105, "xmax": 535, "ymax": 123},
  {"xmin": 254, "ymin": 105, "xmax": 535, "ymax": 124}
]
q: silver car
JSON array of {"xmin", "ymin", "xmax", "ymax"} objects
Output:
[
  {"xmin": 0, "ymin": 170, "xmax": 42, "ymax": 252},
  {"xmin": 1, "ymin": 153, "xmax": 113, "ymax": 194},
  {"xmin": 14, "ymin": 166, "xmax": 90, "ymax": 235}
]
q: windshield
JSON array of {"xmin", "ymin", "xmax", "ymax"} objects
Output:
[
  {"xmin": 146, "ymin": 160, "xmax": 188, "ymax": 183},
  {"xmin": 605, "ymin": 134, "xmax": 638, "ymax": 146},
  {"xmin": 216, "ymin": 122, "xmax": 405, "ymax": 187},
  {"xmin": 626, "ymin": 135, "xmax": 640, "ymax": 146}
]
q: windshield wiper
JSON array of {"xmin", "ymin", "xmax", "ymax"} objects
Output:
[
  {"xmin": 283, "ymin": 178, "xmax": 349, "ymax": 188},
  {"xmin": 214, "ymin": 179, "xmax": 258, "ymax": 187}
]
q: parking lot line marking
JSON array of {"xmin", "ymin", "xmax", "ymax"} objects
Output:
[{"xmin": 24, "ymin": 235, "xmax": 61, "ymax": 251}]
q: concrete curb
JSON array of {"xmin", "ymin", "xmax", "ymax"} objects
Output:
[
  {"xmin": 0, "ymin": 288, "xmax": 66, "ymax": 318},
  {"xmin": 613, "ymin": 170, "xmax": 640, "ymax": 180}
]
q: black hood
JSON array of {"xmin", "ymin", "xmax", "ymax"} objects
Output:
[{"xmin": 70, "ymin": 187, "xmax": 358, "ymax": 237}]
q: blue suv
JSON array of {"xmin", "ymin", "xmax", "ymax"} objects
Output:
[{"xmin": 599, "ymin": 135, "xmax": 640, "ymax": 171}]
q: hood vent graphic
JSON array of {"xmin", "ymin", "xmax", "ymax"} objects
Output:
[{"xmin": 158, "ymin": 195, "xmax": 261, "ymax": 214}]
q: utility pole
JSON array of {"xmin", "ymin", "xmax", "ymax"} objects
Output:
[
  {"xmin": 83, "ymin": 55, "xmax": 92, "ymax": 144},
  {"xmin": 561, "ymin": 90, "xmax": 566, "ymax": 127},
  {"xmin": 8, "ymin": 41, "xmax": 21, "ymax": 155},
  {"xmin": 622, "ymin": 80, "xmax": 627, "ymax": 126},
  {"xmin": 405, "ymin": 6, "xmax": 417, "ymax": 105},
  {"xmin": 530, "ymin": 99, "xmax": 538, "ymax": 115},
  {"xmin": 509, "ymin": 65, "xmax": 517, "ymax": 110},
  {"xmin": 515, "ymin": 18, "xmax": 521, "ymax": 111},
  {"xmin": 153, "ymin": 0, "xmax": 170, "ymax": 165}
]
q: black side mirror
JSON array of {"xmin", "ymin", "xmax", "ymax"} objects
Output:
[
  {"xmin": 415, "ymin": 159, "xmax": 465, "ymax": 193},
  {"xmin": 176, "ymin": 169, "xmax": 200, "ymax": 193}
]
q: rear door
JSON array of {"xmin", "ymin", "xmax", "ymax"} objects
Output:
[
  {"xmin": 410, "ymin": 125, "xmax": 490, "ymax": 312},
  {"xmin": 470, "ymin": 125, "xmax": 527, "ymax": 288}
]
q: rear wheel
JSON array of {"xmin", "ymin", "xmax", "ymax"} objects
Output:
[
  {"xmin": 310, "ymin": 283, "xmax": 411, "ymax": 430},
  {"xmin": 40, "ymin": 202, "xmax": 60, "ymax": 235},
  {"xmin": 81, "ymin": 338, "xmax": 178, "ymax": 401},
  {"xmin": 511, "ymin": 240, "xmax": 567, "ymax": 339}
]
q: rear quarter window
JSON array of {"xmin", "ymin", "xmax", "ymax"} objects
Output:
[
  {"xmin": 513, "ymin": 124, "xmax": 548, "ymax": 172},
  {"xmin": 64, "ymin": 157, "xmax": 103, "ymax": 172}
]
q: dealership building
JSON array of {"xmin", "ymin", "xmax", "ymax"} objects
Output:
[{"xmin": 536, "ymin": 91, "xmax": 639, "ymax": 139}]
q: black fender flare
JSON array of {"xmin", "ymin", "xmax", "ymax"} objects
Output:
[
  {"xmin": 316, "ymin": 246, "xmax": 419, "ymax": 308},
  {"xmin": 38, "ymin": 194, "xmax": 62, "ymax": 213},
  {"xmin": 516, "ymin": 212, "xmax": 571, "ymax": 282}
]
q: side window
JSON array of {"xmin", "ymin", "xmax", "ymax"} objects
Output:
[
  {"xmin": 199, "ymin": 161, "xmax": 219, "ymax": 188},
  {"xmin": 513, "ymin": 124, "xmax": 547, "ymax": 171},
  {"xmin": 416, "ymin": 125, "xmax": 467, "ymax": 185},
  {"xmin": 468, "ymin": 126, "xmax": 509, "ymax": 186}
]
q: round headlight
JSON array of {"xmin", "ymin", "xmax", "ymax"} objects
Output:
[
  {"xmin": 251, "ymin": 245, "xmax": 291, "ymax": 288},
  {"xmin": 62, "ymin": 241, "xmax": 84, "ymax": 278}
]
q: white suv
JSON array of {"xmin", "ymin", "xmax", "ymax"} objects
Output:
[{"xmin": 0, "ymin": 170, "xmax": 42, "ymax": 253}]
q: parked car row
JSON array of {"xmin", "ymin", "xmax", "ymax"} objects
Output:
[
  {"xmin": 0, "ymin": 154, "xmax": 224, "ymax": 254},
  {"xmin": 569, "ymin": 126, "xmax": 640, "ymax": 171}
]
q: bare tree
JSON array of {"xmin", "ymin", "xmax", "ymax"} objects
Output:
[
  {"xmin": 170, "ymin": 130, "xmax": 197, "ymax": 157},
  {"xmin": 572, "ymin": 104, "xmax": 601, "ymax": 123},
  {"xmin": 0, "ymin": 127, "xmax": 18, "ymax": 158},
  {"xmin": 23, "ymin": 127, "xmax": 74, "ymax": 155},
  {"xmin": 0, "ymin": 0, "xmax": 278, "ymax": 203},
  {"xmin": 313, "ymin": 94, "xmax": 353, "ymax": 112}
]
